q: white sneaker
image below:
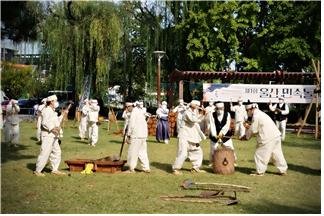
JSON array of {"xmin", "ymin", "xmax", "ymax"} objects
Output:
[
  {"xmin": 143, "ymin": 169, "xmax": 151, "ymax": 173},
  {"xmin": 164, "ymin": 140, "xmax": 169, "ymax": 144},
  {"xmin": 33, "ymin": 171, "xmax": 45, "ymax": 177},
  {"xmin": 51, "ymin": 170, "xmax": 67, "ymax": 176},
  {"xmin": 250, "ymin": 172, "xmax": 264, "ymax": 176},
  {"xmin": 172, "ymin": 170, "xmax": 182, "ymax": 175},
  {"xmin": 191, "ymin": 168, "xmax": 206, "ymax": 173},
  {"xmin": 123, "ymin": 170, "xmax": 135, "ymax": 174}
]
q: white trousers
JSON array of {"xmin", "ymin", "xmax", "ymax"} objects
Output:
[
  {"xmin": 4, "ymin": 123, "xmax": 19, "ymax": 145},
  {"xmin": 275, "ymin": 120, "xmax": 287, "ymax": 141},
  {"xmin": 79, "ymin": 116, "xmax": 88, "ymax": 139},
  {"xmin": 172, "ymin": 137, "xmax": 203, "ymax": 170},
  {"xmin": 210, "ymin": 139, "xmax": 236, "ymax": 162},
  {"xmin": 36, "ymin": 116, "xmax": 42, "ymax": 141},
  {"xmin": 35, "ymin": 134, "xmax": 61, "ymax": 172},
  {"xmin": 127, "ymin": 138, "xmax": 150, "ymax": 171},
  {"xmin": 88, "ymin": 122, "xmax": 98, "ymax": 145},
  {"xmin": 234, "ymin": 121, "xmax": 246, "ymax": 138},
  {"xmin": 254, "ymin": 136, "xmax": 288, "ymax": 174}
]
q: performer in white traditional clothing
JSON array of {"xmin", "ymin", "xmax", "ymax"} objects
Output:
[
  {"xmin": 4, "ymin": 99, "xmax": 20, "ymax": 147},
  {"xmin": 172, "ymin": 99, "xmax": 187, "ymax": 133},
  {"xmin": 205, "ymin": 101, "xmax": 215, "ymax": 114},
  {"xmin": 124, "ymin": 103, "xmax": 151, "ymax": 174},
  {"xmin": 230, "ymin": 97, "xmax": 247, "ymax": 140},
  {"xmin": 269, "ymin": 97, "xmax": 289, "ymax": 141},
  {"xmin": 87, "ymin": 99, "xmax": 100, "ymax": 147},
  {"xmin": 34, "ymin": 95, "xmax": 67, "ymax": 176},
  {"xmin": 207, "ymin": 102, "xmax": 236, "ymax": 166},
  {"xmin": 244, "ymin": 101, "xmax": 288, "ymax": 176},
  {"xmin": 122, "ymin": 102, "xmax": 134, "ymax": 135},
  {"xmin": 156, "ymin": 101, "xmax": 170, "ymax": 144},
  {"xmin": 36, "ymin": 98, "xmax": 47, "ymax": 142},
  {"xmin": 78, "ymin": 99, "xmax": 90, "ymax": 140},
  {"xmin": 172, "ymin": 100, "xmax": 206, "ymax": 175}
]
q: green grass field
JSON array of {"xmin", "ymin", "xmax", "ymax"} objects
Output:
[{"xmin": 1, "ymin": 120, "xmax": 321, "ymax": 213}]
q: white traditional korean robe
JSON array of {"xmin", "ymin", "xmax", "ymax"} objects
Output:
[
  {"xmin": 35, "ymin": 106, "xmax": 64, "ymax": 172},
  {"xmin": 4, "ymin": 102, "xmax": 20, "ymax": 145},
  {"xmin": 126, "ymin": 106, "xmax": 150, "ymax": 171},
  {"xmin": 246, "ymin": 109, "xmax": 288, "ymax": 174},
  {"xmin": 172, "ymin": 108, "xmax": 206, "ymax": 170}
]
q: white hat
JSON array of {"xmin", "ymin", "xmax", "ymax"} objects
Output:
[
  {"xmin": 190, "ymin": 100, "xmax": 200, "ymax": 106},
  {"xmin": 10, "ymin": 99, "xmax": 18, "ymax": 104},
  {"xmin": 125, "ymin": 102, "xmax": 133, "ymax": 107},
  {"xmin": 162, "ymin": 101, "xmax": 167, "ymax": 105},
  {"xmin": 90, "ymin": 99, "xmax": 98, "ymax": 104},
  {"xmin": 47, "ymin": 95, "xmax": 57, "ymax": 102},
  {"xmin": 215, "ymin": 102, "xmax": 224, "ymax": 108}
]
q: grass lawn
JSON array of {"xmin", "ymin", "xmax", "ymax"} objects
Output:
[{"xmin": 1, "ymin": 119, "xmax": 321, "ymax": 213}]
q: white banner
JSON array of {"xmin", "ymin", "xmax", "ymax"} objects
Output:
[{"xmin": 203, "ymin": 83, "xmax": 318, "ymax": 104}]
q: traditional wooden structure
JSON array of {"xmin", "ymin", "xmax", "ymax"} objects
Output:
[
  {"xmin": 168, "ymin": 69, "xmax": 317, "ymax": 104},
  {"xmin": 297, "ymin": 60, "xmax": 321, "ymax": 139},
  {"xmin": 167, "ymin": 68, "xmax": 319, "ymax": 138}
]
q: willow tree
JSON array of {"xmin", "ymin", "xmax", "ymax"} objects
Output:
[{"xmin": 40, "ymin": 1, "xmax": 121, "ymax": 100}]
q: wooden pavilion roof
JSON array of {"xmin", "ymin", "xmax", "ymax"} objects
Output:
[{"xmin": 169, "ymin": 69, "xmax": 316, "ymax": 82}]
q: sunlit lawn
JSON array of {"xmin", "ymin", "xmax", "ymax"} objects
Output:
[{"xmin": 1, "ymin": 119, "xmax": 321, "ymax": 213}]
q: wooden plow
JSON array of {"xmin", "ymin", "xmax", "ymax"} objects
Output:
[{"xmin": 160, "ymin": 179, "xmax": 251, "ymax": 205}]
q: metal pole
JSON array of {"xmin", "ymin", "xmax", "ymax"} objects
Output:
[
  {"xmin": 157, "ymin": 56, "xmax": 161, "ymax": 105},
  {"xmin": 153, "ymin": 51, "xmax": 165, "ymax": 106}
]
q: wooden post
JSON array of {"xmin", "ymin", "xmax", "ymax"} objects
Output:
[
  {"xmin": 297, "ymin": 98, "xmax": 314, "ymax": 137},
  {"xmin": 179, "ymin": 80, "xmax": 183, "ymax": 100},
  {"xmin": 298, "ymin": 59, "xmax": 321, "ymax": 138},
  {"xmin": 314, "ymin": 60, "xmax": 320, "ymax": 139},
  {"xmin": 315, "ymin": 92, "xmax": 319, "ymax": 139}
]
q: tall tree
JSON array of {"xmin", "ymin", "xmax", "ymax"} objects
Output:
[
  {"xmin": 1, "ymin": 1, "xmax": 44, "ymax": 42},
  {"xmin": 40, "ymin": 1, "xmax": 121, "ymax": 100}
]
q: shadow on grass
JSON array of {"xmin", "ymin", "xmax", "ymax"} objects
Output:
[
  {"xmin": 26, "ymin": 163, "xmax": 52, "ymax": 173},
  {"xmin": 1, "ymin": 143, "xmax": 35, "ymax": 164},
  {"xmin": 283, "ymin": 140, "xmax": 320, "ymax": 150},
  {"xmin": 241, "ymin": 199, "xmax": 320, "ymax": 214},
  {"xmin": 150, "ymin": 161, "xmax": 172, "ymax": 173},
  {"xmin": 30, "ymin": 137, "xmax": 38, "ymax": 142},
  {"xmin": 108, "ymin": 140, "xmax": 123, "ymax": 145},
  {"xmin": 71, "ymin": 135, "xmax": 82, "ymax": 140},
  {"xmin": 234, "ymin": 166, "xmax": 255, "ymax": 175},
  {"xmin": 287, "ymin": 163, "xmax": 320, "ymax": 176},
  {"xmin": 74, "ymin": 140, "xmax": 89, "ymax": 145}
]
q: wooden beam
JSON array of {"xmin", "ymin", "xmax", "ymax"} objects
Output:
[{"xmin": 297, "ymin": 97, "xmax": 315, "ymax": 137}]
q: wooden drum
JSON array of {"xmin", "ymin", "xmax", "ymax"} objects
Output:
[{"xmin": 213, "ymin": 147, "xmax": 235, "ymax": 175}]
